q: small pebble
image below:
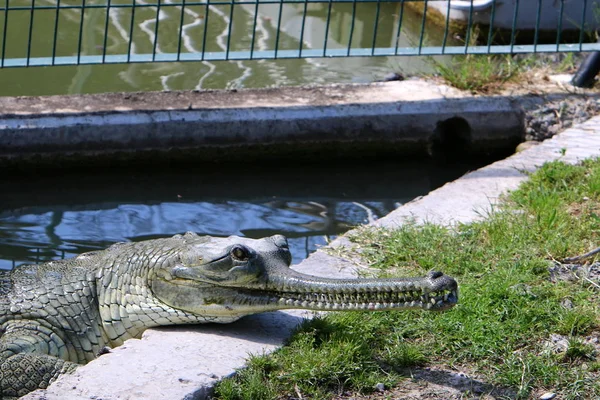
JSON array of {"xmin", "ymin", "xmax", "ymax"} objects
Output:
[
  {"xmin": 561, "ymin": 298, "xmax": 574, "ymax": 309},
  {"xmin": 540, "ymin": 392, "xmax": 556, "ymax": 400},
  {"xmin": 381, "ymin": 72, "xmax": 404, "ymax": 82},
  {"xmin": 515, "ymin": 141, "xmax": 541, "ymax": 153}
]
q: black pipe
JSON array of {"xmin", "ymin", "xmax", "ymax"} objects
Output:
[{"xmin": 572, "ymin": 51, "xmax": 600, "ymax": 88}]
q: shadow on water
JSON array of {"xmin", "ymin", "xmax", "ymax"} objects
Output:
[{"xmin": 0, "ymin": 158, "xmax": 489, "ymax": 269}]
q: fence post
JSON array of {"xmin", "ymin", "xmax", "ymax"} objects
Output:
[
  {"xmin": 572, "ymin": 52, "xmax": 600, "ymax": 88},
  {"xmin": 572, "ymin": 37, "xmax": 600, "ymax": 88}
]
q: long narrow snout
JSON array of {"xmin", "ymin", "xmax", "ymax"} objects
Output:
[{"xmin": 264, "ymin": 269, "xmax": 458, "ymax": 312}]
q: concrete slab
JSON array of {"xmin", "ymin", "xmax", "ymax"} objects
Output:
[
  {"xmin": 0, "ymin": 81, "xmax": 524, "ymax": 169},
  {"xmin": 0, "ymin": 82, "xmax": 465, "ymax": 114},
  {"xmin": 24, "ymin": 311, "xmax": 309, "ymax": 400},
  {"xmin": 374, "ymin": 120, "xmax": 600, "ymax": 228},
  {"xmin": 22, "ymin": 115, "xmax": 600, "ymax": 399}
]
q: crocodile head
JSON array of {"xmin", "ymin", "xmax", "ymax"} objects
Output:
[{"xmin": 149, "ymin": 232, "xmax": 458, "ymax": 322}]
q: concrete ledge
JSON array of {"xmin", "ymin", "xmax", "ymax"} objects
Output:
[
  {"xmin": 22, "ymin": 112, "xmax": 600, "ymax": 399},
  {"xmin": 0, "ymin": 81, "xmax": 524, "ymax": 169}
]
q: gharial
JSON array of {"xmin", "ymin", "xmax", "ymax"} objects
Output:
[{"xmin": 0, "ymin": 232, "xmax": 458, "ymax": 399}]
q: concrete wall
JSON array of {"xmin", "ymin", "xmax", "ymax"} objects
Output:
[{"xmin": 0, "ymin": 81, "xmax": 524, "ymax": 170}]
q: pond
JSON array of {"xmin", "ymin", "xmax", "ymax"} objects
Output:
[
  {"xmin": 0, "ymin": 0, "xmax": 455, "ymax": 96},
  {"xmin": 0, "ymin": 158, "xmax": 487, "ymax": 269}
]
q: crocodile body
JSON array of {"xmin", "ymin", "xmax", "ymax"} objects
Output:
[{"xmin": 0, "ymin": 233, "xmax": 458, "ymax": 398}]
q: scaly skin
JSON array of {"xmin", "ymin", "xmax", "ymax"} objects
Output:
[{"xmin": 0, "ymin": 232, "xmax": 458, "ymax": 398}]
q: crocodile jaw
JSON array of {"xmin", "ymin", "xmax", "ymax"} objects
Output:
[
  {"xmin": 152, "ymin": 269, "xmax": 458, "ymax": 320},
  {"xmin": 266, "ymin": 269, "xmax": 458, "ymax": 312}
]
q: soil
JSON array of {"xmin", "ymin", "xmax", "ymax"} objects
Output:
[
  {"xmin": 522, "ymin": 95, "xmax": 600, "ymax": 141},
  {"xmin": 332, "ymin": 366, "xmax": 518, "ymax": 399},
  {"xmin": 498, "ymin": 53, "xmax": 600, "ymax": 143}
]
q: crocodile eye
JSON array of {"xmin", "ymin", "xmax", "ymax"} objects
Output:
[{"xmin": 231, "ymin": 245, "xmax": 250, "ymax": 261}]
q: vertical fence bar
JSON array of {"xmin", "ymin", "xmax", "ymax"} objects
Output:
[
  {"xmin": 1, "ymin": 0, "xmax": 8, "ymax": 67},
  {"xmin": 274, "ymin": 0, "xmax": 284, "ymax": 58},
  {"xmin": 298, "ymin": 0, "xmax": 308, "ymax": 57},
  {"xmin": 578, "ymin": 0, "xmax": 587, "ymax": 51},
  {"xmin": 370, "ymin": 0, "xmax": 381, "ymax": 55},
  {"xmin": 52, "ymin": 0, "xmax": 61, "ymax": 65},
  {"xmin": 463, "ymin": 0, "xmax": 474, "ymax": 53},
  {"xmin": 556, "ymin": 0, "xmax": 564, "ymax": 51},
  {"xmin": 153, "ymin": 0, "xmax": 162, "ymax": 60},
  {"xmin": 393, "ymin": 0, "xmax": 405, "ymax": 54},
  {"xmin": 176, "ymin": 0, "xmax": 186, "ymax": 60},
  {"xmin": 417, "ymin": 0, "xmax": 428, "ymax": 55},
  {"xmin": 347, "ymin": 0, "xmax": 357, "ymax": 56},
  {"xmin": 249, "ymin": 0, "xmax": 259, "ymax": 59},
  {"xmin": 441, "ymin": 0, "xmax": 451, "ymax": 53},
  {"xmin": 26, "ymin": 0, "xmax": 35, "ymax": 66},
  {"xmin": 103, "ymin": 0, "xmax": 112, "ymax": 62},
  {"xmin": 225, "ymin": 0, "xmax": 234, "ymax": 59},
  {"xmin": 510, "ymin": 0, "xmax": 519, "ymax": 53},
  {"xmin": 201, "ymin": 0, "xmax": 210, "ymax": 59},
  {"xmin": 128, "ymin": 0, "xmax": 137, "ymax": 62},
  {"xmin": 77, "ymin": 0, "xmax": 86, "ymax": 64},
  {"xmin": 323, "ymin": 0, "xmax": 333, "ymax": 56},
  {"xmin": 486, "ymin": 0, "xmax": 496, "ymax": 54},
  {"xmin": 533, "ymin": 0, "xmax": 541, "ymax": 52}
]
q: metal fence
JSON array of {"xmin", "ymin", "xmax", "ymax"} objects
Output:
[{"xmin": 0, "ymin": 0, "xmax": 599, "ymax": 68}]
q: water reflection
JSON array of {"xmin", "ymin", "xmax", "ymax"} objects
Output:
[
  {"xmin": 0, "ymin": 200, "xmax": 372, "ymax": 268},
  {"xmin": 0, "ymin": 0, "xmax": 455, "ymax": 95},
  {"xmin": 0, "ymin": 160, "xmax": 482, "ymax": 268}
]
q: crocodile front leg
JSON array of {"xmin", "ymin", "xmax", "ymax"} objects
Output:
[
  {"xmin": 0, "ymin": 353, "xmax": 77, "ymax": 399},
  {"xmin": 0, "ymin": 322, "xmax": 79, "ymax": 399}
]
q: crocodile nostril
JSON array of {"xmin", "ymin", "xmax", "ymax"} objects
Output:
[
  {"xmin": 429, "ymin": 271, "xmax": 443, "ymax": 279},
  {"xmin": 271, "ymin": 235, "xmax": 289, "ymax": 249}
]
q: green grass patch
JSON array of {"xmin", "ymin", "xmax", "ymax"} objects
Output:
[
  {"xmin": 214, "ymin": 158, "xmax": 600, "ymax": 399},
  {"xmin": 433, "ymin": 54, "xmax": 521, "ymax": 93}
]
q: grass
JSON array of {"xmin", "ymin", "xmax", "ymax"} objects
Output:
[
  {"xmin": 433, "ymin": 54, "xmax": 521, "ymax": 93},
  {"xmin": 214, "ymin": 158, "xmax": 600, "ymax": 399},
  {"xmin": 430, "ymin": 51, "xmax": 585, "ymax": 94},
  {"xmin": 426, "ymin": 27, "xmax": 523, "ymax": 93}
]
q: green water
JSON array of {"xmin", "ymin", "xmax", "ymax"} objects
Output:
[{"xmin": 0, "ymin": 0, "xmax": 454, "ymax": 96}]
